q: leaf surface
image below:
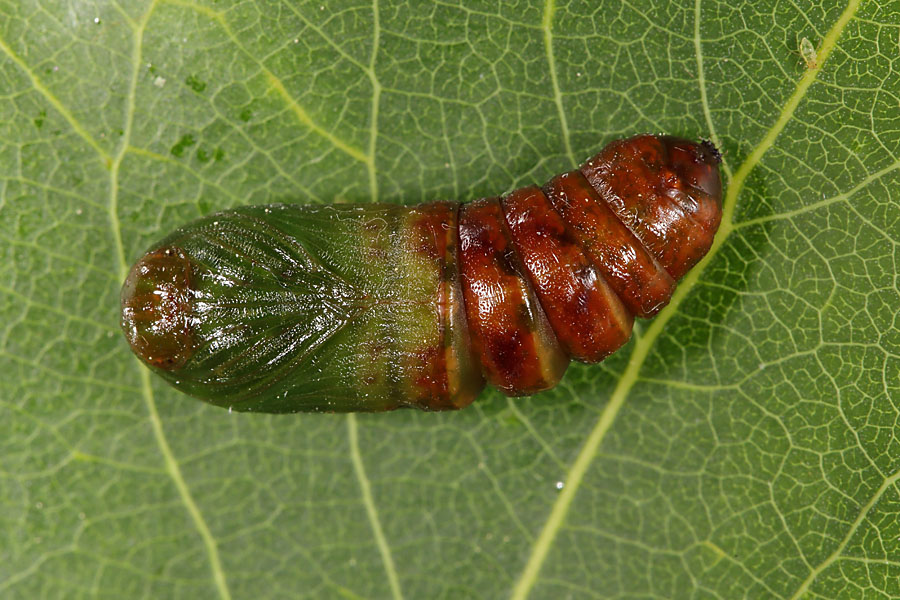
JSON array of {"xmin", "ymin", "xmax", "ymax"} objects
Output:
[{"xmin": 1, "ymin": 0, "xmax": 898, "ymax": 598}]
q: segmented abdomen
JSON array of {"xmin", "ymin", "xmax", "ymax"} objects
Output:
[{"xmin": 120, "ymin": 134, "xmax": 723, "ymax": 412}]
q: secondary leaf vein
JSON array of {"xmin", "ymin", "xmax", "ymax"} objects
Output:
[
  {"xmin": 509, "ymin": 1, "xmax": 862, "ymax": 597},
  {"xmin": 109, "ymin": 5, "xmax": 233, "ymax": 599},
  {"xmin": 0, "ymin": 35, "xmax": 110, "ymax": 163},
  {"xmin": 347, "ymin": 414, "xmax": 405, "ymax": 600},
  {"xmin": 541, "ymin": 0, "xmax": 575, "ymax": 166}
]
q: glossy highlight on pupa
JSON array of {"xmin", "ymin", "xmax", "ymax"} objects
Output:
[{"xmin": 120, "ymin": 134, "xmax": 723, "ymax": 413}]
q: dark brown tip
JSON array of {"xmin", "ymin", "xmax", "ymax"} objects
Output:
[
  {"xmin": 120, "ymin": 246, "xmax": 195, "ymax": 370},
  {"xmin": 658, "ymin": 135, "xmax": 723, "ymax": 207},
  {"xmin": 700, "ymin": 139, "xmax": 722, "ymax": 164},
  {"xmin": 580, "ymin": 134, "xmax": 724, "ymax": 281}
]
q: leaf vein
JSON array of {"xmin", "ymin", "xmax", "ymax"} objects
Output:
[
  {"xmin": 347, "ymin": 415, "xmax": 406, "ymax": 600},
  {"xmin": 541, "ymin": 0, "xmax": 575, "ymax": 166},
  {"xmin": 788, "ymin": 467, "xmax": 900, "ymax": 600},
  {"xmin": 509, "ymin": 1, "xmax": 863, "ymax": 597},
  {"xmin": 0, "ymin": 35, "xmax": 111, "ymax": 163},
  {"xmin": 109, "ymin": 5, "xmax": 233, "ymax": 599},
  {"xmin": 159, "ymin": 0, "xmax": 368, "ymax": 165}
]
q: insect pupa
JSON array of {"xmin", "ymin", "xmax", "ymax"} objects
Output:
[{"xmin": 121, "ymin": 134, "xmax": 723, "ymax": 413}]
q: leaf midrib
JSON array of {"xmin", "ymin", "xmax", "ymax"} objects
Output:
[{"xmin": 509, "ymin": 1, "xmax": 864, "ymax": 598}]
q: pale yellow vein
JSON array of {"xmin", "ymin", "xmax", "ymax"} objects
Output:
[
  {"xmin": 789, "ymin": 467, "xmax": 900, "ymax": 600},
  {"xmin": 734, "ymin": 157, "xmax": 900, "ymax": 229},
  {"xmin": 160, "ymin": 0, "xmax": 369, "ymax": 165},
  {"xmin": 0, "ymin": 36, "xmax": 110, "ymax": 163},
  {"xmin": 509, "ymin": 1, "xmax": 862, "ymax": 597},
  {"xmin": 347, "ymin": 414, "xmax": 405, "ymax": 600},
  {"xmin": 109, "ymin": 4, "xmax": 233, "ymax": 599},
  {"xmin": 694, "ymin": 0, "xmax": 732, "ymax": 180},
  {"xmin": 542, "ymin": 0, "xmax": 575, "ymax": 166},
  {"xmin": 367, "ymin": 0, "xmax": 382, "ymax": 202}
]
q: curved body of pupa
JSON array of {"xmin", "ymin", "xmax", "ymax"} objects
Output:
[{"xmin": 121, "ymin": 134, "xmax": 723, "ymax": 413}]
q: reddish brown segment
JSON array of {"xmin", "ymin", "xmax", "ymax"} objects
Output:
[
  {"xmin": 581, "ymin": 134, "xmax": 722, "ymax": 280},
  {"xmin": 501, "ymin": 186, "xmax": 633, "ymax": 363},
  {"xmin": 544, "ymin": 171, "xmax": 676, "ymax": 318},
  {"xmin": 458, "ymin": 198, "xmax": 568, "ymax": 395},
  {"xmin": 403, "ymin": 202, "xmax": 483, "ymax": 410},
  {"xmin": 120, "ymin": 246, "xmax": 195, "ymax": 370},
  {"xmin": 662, "ymin": 138, "xmax": 723, "ymax": 234}
]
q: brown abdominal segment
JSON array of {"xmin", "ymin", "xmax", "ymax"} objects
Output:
[{"xmin": 457, "ymin": 134, "xmax": 723, "ymax": 395}]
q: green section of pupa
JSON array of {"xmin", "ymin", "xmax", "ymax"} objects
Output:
[
  {"xmin": 141, "ymin": 203, "xmax": 447, "ymax": 412},
  {"xmin": 390, "ymin": 203, "xmax": 483, "ymax": 410}
]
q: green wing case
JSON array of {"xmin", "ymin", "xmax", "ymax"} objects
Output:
[{"xmin": 120, "ymin": 203, "xmax": 483, "ymax": 412}]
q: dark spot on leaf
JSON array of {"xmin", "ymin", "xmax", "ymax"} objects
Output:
[
  {"xmin": 185, "ymin": 74, "xmax": 206, "ymax": 93},
  {"xmin": 33, "ymin": 110, "xmax": 46, "ymax": 129},
  {"xmin": 171, "ymin": 133, "xmax": 196, "ymax": 157},
  {"xmin": 239, "ymin": 108, "xmax": 253, "ymax": 122},
  {"xmin": 198, "ymin": 146, "xmax": 226, "ymax": 163}
]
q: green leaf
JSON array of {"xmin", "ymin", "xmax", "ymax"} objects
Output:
[{"xmin": 1, "ymin": 0, "xmax": 897, "ymax": 598}]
